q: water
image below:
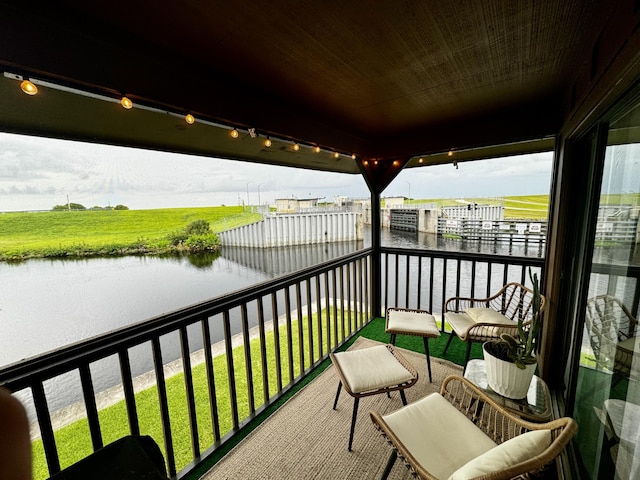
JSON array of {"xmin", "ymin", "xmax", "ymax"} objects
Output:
[{"xmin": 0, "ymin": 227, "xmax": 550, "ymax": 418}]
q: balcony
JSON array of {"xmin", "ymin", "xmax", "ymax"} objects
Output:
[{"xmin": 0, "ymin": 246, "xmax": 547, "ymax": 479}]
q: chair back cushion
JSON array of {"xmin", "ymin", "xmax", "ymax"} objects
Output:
[{"xmin": 447, "ymin": 429, "xmax": 551, "ymax": 480}]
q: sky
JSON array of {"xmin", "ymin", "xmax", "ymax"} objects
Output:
[{"xmin": 0, "ymin": 132, "xmax": 555, "ymax": 212}]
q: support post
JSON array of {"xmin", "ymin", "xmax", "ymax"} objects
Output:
[{"xmin": 371, "ymin": 191, "xmax": 382, "ymax": 318}]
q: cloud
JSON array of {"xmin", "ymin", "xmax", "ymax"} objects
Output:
[{"xmin": 0, "ymin": 132, "xmax": 554, "ymax": 211}]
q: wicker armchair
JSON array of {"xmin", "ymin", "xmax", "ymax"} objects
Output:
[
  {"xmin": 370, "ymin": 375, "xmax": 577, "ymax": 480},
  {"xmin": 585, "ymin": 295, "xmax": 639, "ymax": 383},
  {"xmin": 443, "ymin": 282, "xmax": 546, "ymax": 368}
]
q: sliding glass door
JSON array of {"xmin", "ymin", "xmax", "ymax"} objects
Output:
[{"xmin": 572, "ymin": 96, "xmax": 640, "ymax": 479}]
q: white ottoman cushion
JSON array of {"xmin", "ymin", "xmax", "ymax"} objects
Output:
[
  {"xmin": 332, "ymin": 345, "xmax": 415, "ymax": 394},
  {"xmin": 387, "ymin": 309, "xmax": 440, "ymax": 337}
]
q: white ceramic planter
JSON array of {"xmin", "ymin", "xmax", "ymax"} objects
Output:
[{"xmin": 483, "ymin": 343, "xmax": 536, "ymax": 399}]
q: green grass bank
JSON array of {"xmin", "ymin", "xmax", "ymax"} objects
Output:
[{"xmin": 0, "ymin": 206, "xmax": 262, "ymax": 261}]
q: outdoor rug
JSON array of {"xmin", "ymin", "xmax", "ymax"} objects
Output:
[{"xmin": 202, "ymin": 337, "xmax": 463, "ymax": 479}]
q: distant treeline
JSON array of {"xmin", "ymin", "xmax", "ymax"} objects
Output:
[{"xmin": 52, "ymin": 203, "xmax": 129, "ymax": 211}]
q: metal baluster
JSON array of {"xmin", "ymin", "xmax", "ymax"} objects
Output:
[
  {"xmin": 271, "ymin": 292, "xmax": 283, "ymax": 392},
  {"xmin": 152, "ymin": 337, "xmax": 176, "ymax": 477},
  {"xmin": 118, "ymin": 349, "xmax": 140, "ymax": 436},
  {"xmin": 79, "ymin": 363, "xmax": 103, "ymax": 451},
  {"xmin": 200, "ymin": 318, "xmax": 220, "ymax": 442},
  {"xmin": 240, "ymin": 303, "xmax": 255, "ymax": 414},
  {"xmin": 221, "ymin": 311, "xmax": 239, "ymax": 430},
  {"xmin": 179, "ymin": 326, "xmax": 200, "ymax": 457},
  {"xmin": 256, "ymin": 297, "xmax": 270, "ymax": 403},
  {"xmin": 32, "ymin": 381, "xmax": 60, "ymax": 475}
]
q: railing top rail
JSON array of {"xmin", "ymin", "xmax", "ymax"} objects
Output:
[{"xmin": 380, "ymin": 246, "xmax": 545, "ymax": 267}]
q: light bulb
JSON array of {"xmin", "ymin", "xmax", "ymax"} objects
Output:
[
  {"xmin": 313, "ymin": 146, "xmax": 320, "ymax": 153},
  {"xmin": 185, "ymin": 114, "xmax": 195, "ymax": 124},
  {"xmin": 448, "ymin": 150, "xmax": 454, "ymax": 157},
  {"xmin": 230, "ymin": 129, "xmax": 239, "ymax": 139},
  {"xmin": 264, "ymin": 137, "xmax": 272, "ymax": 147},
  {"xmin": 419, "ymin": 158, "xmax": 424, "ymax": 163},
  {"xmin": 293, "ymin": 143, "xmax": 300, "ymax": 151},
  {"xmin": 334, "ymin": 152, "xmax": 339, "ymax": 159},
  {"xmin": 20, "ymin": 80, "xmax": 37, "ymax": 95},
  {"xmin": 121, "ymin": 96, "xmax": 133, "ymax": 109},
  {"xmin": 351, "ymin": 154, "xmax": 356, "ymax": 160}
]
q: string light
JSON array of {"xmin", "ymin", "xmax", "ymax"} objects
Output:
[
  {"xmin": 20, "ymin": 80, "xmax": 37, "ymax": 95},
  {"xmin": 419, "ymin": 158, "xmax": 424, "ymax": 164},
  {"xmin": 12, "ymin": 74, "xmax": 357, "ymax": 160},
  {"xmin": 120, "ymin": 96, "xmax": 133, "ymax": 109},
  {"xmin": 448, "ymin": 149, "xmax": 454, "ymax": 156}
]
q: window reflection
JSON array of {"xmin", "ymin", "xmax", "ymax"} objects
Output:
[{"xmin": 575, "ymin": 100, "xmax": 640, "ymax": 479}]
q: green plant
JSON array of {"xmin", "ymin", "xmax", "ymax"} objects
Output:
[
  {"xmin": 497, "ymin": 269, "xmax": 542, "ymax": 369},
  {"xmin": 185, "ymin": 219, "xmax": 211, "ymax": 235}
]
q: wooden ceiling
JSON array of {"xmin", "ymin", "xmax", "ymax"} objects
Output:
[{"xmin": 0, "ymin": 1, "xmax": 606, "ymax": 174}]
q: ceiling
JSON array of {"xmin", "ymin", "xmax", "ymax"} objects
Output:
[{"xmin": 0, "ymin": 1, "xmax": 606, "ymax": 175}]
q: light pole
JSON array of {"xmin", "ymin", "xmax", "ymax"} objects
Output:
[
  {"xmin": 257, "ymin": 183, "xmax": 264, "ymax": 206},
  {"xmin": 406, "ymin": 181, "xmax": 411, "ymax": 205},
  {"xmin": 246, "ymin": 181, "xmax": 252, "ymax": 210}
]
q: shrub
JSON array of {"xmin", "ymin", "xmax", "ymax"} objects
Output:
[
  {"xmin": 184, "ymin": 233, "xmax": 220, "ymax": 251},
  {"xmin": 185, "ymin": 219, "xmax": 210, "ymax": 236},
  {"xmin": 167, "ymin": 230, "xmax": 188, "ymax": 246},
  {"xmin": 113, "ymin": 204, "xmax": 129, "ymax": 210}
]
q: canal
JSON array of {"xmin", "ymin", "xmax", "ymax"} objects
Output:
[{"xmin": 2, "ymin": 227, "xmax": 546, "ymax": 418}]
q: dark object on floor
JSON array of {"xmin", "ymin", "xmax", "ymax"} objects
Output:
[{"xmin": 47, "ymin": 435, "xmax": 168, "ymax": 480}]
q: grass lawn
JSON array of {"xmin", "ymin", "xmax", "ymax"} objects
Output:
[
  {"xmin": 411, "ymin": 194, "xmax": 550, "ymax": 219},
  {"xmin": 31, "ymin": 308, "xmax": 366, "ymax": 479},
  {"xmin": 0, "ymin": 206, "xmax": 262, "ymax": 260}
]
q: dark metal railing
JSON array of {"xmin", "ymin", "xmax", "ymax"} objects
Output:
[
  {"xmin": 0, "ymin": 246, "xmax": 554, "ymax": 480},
  {"xmin": 0, "ymin": 249, "xmax": 372, "ymax": 479},
  {"xmin": 380, "ymin": 247, "xmax": 545, "ymax": 327}
]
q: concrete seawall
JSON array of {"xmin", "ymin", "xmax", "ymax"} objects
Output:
[{"xmin": 219, "ymin": 212, "xmax": 363, "ymax": 247}]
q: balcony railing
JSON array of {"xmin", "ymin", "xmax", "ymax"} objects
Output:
[
  {"xmin": 1, "ymin": 247, "xmax": 547, "ymax": 479},
  {"xmin": 380, "ymin": 247, "xmax": 545, "ymax": 323}
]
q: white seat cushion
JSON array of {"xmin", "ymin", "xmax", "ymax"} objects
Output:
[
  {"xmin": 332, "ymin": 345, "xmax": 415, "ymax": 394},
  {"xmin": 465, "ymin": 308, "xmax": 513, "ymax": 325},
  {"xmin": 382, "ymin": 393, "xmax": 497, "ymax": 479},
  {"xmin": 444, "ymin": 312, "xmax": 476, "ymax": 336},
  {"xmin": 448, "ymin": 429, "xmax": 552, "ymax": 480},
  {"xmin": 386, "ymin": 309, "xmax": 440, "ymax": 337}
]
